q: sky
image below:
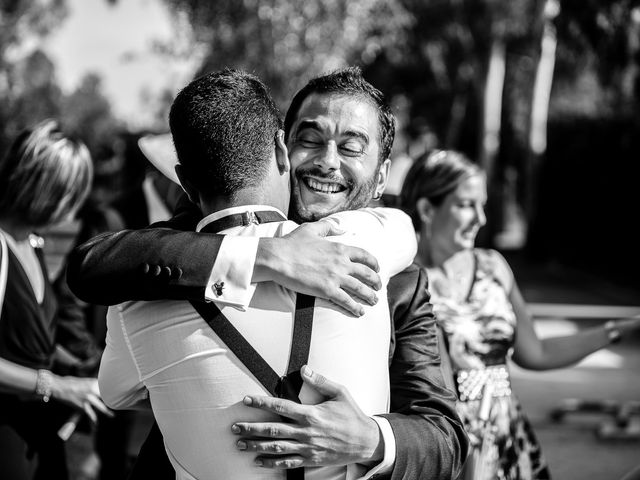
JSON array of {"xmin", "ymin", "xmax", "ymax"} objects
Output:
[{"xmin": 44, "ymin": 0, "xmax": 199, "ymax": 128}]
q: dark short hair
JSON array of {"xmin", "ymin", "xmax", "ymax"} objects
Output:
[
  {"xmin": 0, "ymin": 119, "xmax": 93, "ymax": 228},
  {"xmin": 169, "ymin": 68, "xmax": 282, "ymax": 197},
  {"xmin": 284, "ymin": 66, "xmax": 395, "ymax": 164},
  {"xmin": 400, "ymin": 149, "xmax": 482, "ymax": 230}
]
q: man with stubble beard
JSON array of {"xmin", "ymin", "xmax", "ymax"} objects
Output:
[{"xmin": 68, "ymin": 67, "xmax": 467, "ymax": 480}]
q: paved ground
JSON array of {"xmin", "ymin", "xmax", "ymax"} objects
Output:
[{"xmin": 506, "ymin": 251, "xmax": 640, "ymax": 480}]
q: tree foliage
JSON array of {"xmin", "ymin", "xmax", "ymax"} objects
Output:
[
  {"xmin": 161, "ymin": 0, "xmax": 413, "ymax": 108},
  {"xmin": 0, "ymin": 0, "xmax": 68, "ymax": 152},
  {"xmin": 552, "ymin": 0, "xmax": 640, "ymax": 116},
  {"xmin": 0, "ymin": 0, "xmax": 121, "ymax": 163},
  {"xmin": 61, "ymin": 72, "xmax": 120, "ymax": 154}
]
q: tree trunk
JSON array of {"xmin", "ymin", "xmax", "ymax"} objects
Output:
[
  {"xmin": 476, "ymin": 38, "xmax": 506, "ymax": 248},
  {"xmin": 480, "ymin": 38, "xmax": 506, "ymax": 181},
  {"xmin": 525, "ymin": 1, "xmax": 558, "ymax": 253}
]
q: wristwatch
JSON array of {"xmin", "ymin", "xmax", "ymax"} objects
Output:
[
  {"xmin": 35, "ymin": 369, "xmax": 53, "ymax": 402},
  {"xmin": 604, "ymin": 320, "xmax": 622, "ymax": 344}
]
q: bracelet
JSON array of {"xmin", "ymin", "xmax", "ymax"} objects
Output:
[
  {"xmin": 604, "ymin": 320, "xmax": 622, "ymax": 344},
  {"xmin": 35, "ymin": 369, "xmax": 53, "ymax": 402}
]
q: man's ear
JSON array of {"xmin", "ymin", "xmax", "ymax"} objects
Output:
[
  {"xmin": 374, "ymin": 158, "xmax": 391, "ymax": 199},
  {"xmin": 416, "ymin": 197, "xmax": 433, "ymax": 224},
  {"xmin": 275, "ymin": 129, "xmax": 290, "ymax": 175},
  {"xmin": 175, "ymin": 165, "xmax": 200, "ymax": 206}
]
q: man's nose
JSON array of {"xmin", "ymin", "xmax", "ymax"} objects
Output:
[{"xmin": 313, "ymin": 141, "xmax": 340, "ymax": 171}]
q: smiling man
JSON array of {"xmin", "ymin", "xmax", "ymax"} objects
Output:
[
  {"xmin": 68, "ymin": 67, "xmax": 467, "ymax": 480},
  {"xmin": 286, "ymin": 93, "xmax": 391, "ymax": 223}
]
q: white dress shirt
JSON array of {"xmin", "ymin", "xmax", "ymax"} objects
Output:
[{"xmin": 99, "ymin": 205, "xmax": 416, "ymax": 480}]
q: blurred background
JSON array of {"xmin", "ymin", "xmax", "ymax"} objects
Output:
[
  {"xmin": 3, "ymin": 0, "xmax": 640, "ymax": 288},
  {"xmin": 1, "ymin": 0, "xmax": 639, "ymax": 479}
]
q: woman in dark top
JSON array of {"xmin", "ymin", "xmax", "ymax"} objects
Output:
[{"xmin": 0, "ymin": 120, "xmax": 110, "ymax": 479}]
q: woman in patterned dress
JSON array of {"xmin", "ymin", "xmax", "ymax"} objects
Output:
[{"xmin": 399, "ymin": 149, "xmax": 640, "ymax": 480}]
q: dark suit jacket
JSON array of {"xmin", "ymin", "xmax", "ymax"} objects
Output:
[{"xmin": 67, "ymin": 201, "xmax": 468, "ymax": 480}]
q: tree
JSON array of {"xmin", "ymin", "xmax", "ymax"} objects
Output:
[
  {"xmin": 160, "ymin": 0, "xmax": 413, "ymax": 109},
  {"xmin": 6, "ymin": 49, "xmax": 64, "ymax": 134},
  {"xmin": 0, "ymin": 0, "xmax": 68, "ymax": 152},
  {"xmin": 61, "ymin": 72, "xmax": 121, "ymax": 154}
]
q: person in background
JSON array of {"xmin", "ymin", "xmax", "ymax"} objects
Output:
[
  {"xmin": 52, "ymin": 132, "xmax": 181, "ymax": 480},
  {"xmin": 0, "ymin": 119, "xmax": 111, "ymax": 480},
  {"xmin": 399, "ymin": 149, "xmax": 640, "ymax": 480},
  {"xmin": 53, "ymin": 190, "xmax": 129, "ymax": 479}
]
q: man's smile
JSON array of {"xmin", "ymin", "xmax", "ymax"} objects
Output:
[{"xmin": 302, "ymin": 175, "xmax": 348, "ymax": 195}]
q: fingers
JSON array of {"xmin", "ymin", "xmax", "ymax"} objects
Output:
[
  {"xmin": 315, "ymin": 219, "xmax": 345, "ymax": 237},
  {"xmin": 236, "ymin": 438, "xmax": 302, "ymax": 455},
  {"xmin": 88, "ymin": 395, "xmax": 114, "ymax": 417},
  {"xmin": 83, "ymin": 402, "xmax": 98, "ymax": 424},
  {"xmin": 301, "ymin": 365, "xmax": 343, "ymax": 398},
  {"xmin": 296, "ymin": 219, "xmax": 344, "ymax": 238},
  {"xmin": 231, "ymin": 420, "xmax": 297, "ymax": 440},
  {"xmin": 346, "ymin": 245, "xmax": 379, "ymax": 274},
  {"xmin": 350, "ymin": 263, "xmax": 382, "ymax": 291},
  {"xmin": 255, "ymin": 455, "xmax": 305, "ymax": 469},
  {"xmin": 241, "ymin": 395, "xmax": 306, "ymax": 422},
  {"xmin": 326, "ymin": 289, "xmax": 365, "ymax": 317},
  {"xmin": 340, "ymin": 276, "xmax": 378, "ymax": 308}
]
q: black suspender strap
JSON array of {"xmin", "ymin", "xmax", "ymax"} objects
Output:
[
  {"xmin": 189, "ymin": 293, "xmax": 314, "ymax": 399},
  {"xmin": 276, "ymin": 292, "xmax": 314, "ymax": 400},
  {"xmin": 190, "ymin": 299, "xmax": 279, "ymax": 394},
  {"xmin": 189, "ymin": 293, "xmax": 315, "ymax": 479}
]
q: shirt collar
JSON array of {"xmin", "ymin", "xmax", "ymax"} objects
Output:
[{"xmin": 196, "ymin": 205, "xmax": 287, "ymax": 233}]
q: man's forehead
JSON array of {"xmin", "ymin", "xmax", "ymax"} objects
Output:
[{"xmin": 292, "ymin": 93, "xmax": 379, "ymax": 134}]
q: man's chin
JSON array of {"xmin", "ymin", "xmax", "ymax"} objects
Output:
[
  {"xmin": 292, "ymin": 202, "xmax": 344, "ymax": 223},
  {"xmin": 290, "ymin": 189, "xmax": 348, "ymax": 222}
]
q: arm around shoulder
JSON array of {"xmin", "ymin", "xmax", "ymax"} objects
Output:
[{"xmin": 67, "ymin": 228, "xmax": 224, "ymax": 306}]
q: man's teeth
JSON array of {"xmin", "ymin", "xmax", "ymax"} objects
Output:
[{"xmin": 306, "ymin": 178, "xmax": 344, "ymax": 193}]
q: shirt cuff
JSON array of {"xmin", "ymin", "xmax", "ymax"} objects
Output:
[
  {"xmin": 358, "ymin": 416, "xmax": 396, "ymax": 480},
  {"xmin": 204, "ymin": 236, "xmax": 259, "ymax": 310}
]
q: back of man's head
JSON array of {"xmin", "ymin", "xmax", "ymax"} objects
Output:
[
  {"xmin": 284, "ymin": 66, "xmax": 395, "ymax": 164},
  {"xmin": 169, "ymin": 68, "xmax": 282, "ymax": 198}
]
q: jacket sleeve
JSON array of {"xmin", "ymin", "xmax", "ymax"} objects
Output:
[
  {"xmin": 66, "ymin": 196, "xmax": 223, "ymax": 306},
  {"xmin": 380, "ymin": 263, "xmax": 469, "ymax": 480}
]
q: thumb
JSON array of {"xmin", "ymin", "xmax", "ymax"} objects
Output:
[
  {"xmin": 304, "ymin": 219, "xmax": 345, "ymax": 238},
  {"xmin": 301, "ymin": 365, "xmax": 342, "ymax": 398}
]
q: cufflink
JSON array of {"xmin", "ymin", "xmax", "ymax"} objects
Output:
[{"xmin": 212, "ymin": 281, "xmax": 225, "ymax": 296}]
